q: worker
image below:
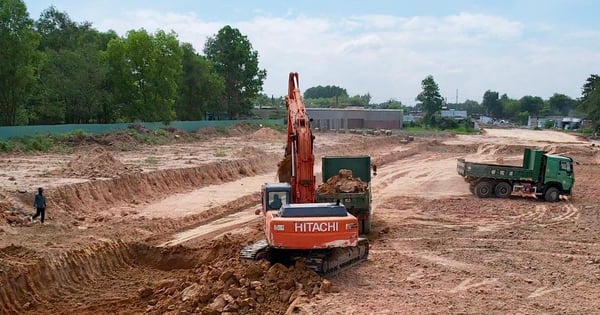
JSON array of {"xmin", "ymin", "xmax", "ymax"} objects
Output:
[
  {"xmin": 31, "ymin": 187, "xmax": 47, "ymax": 224},
  {"xmin": 269, "ymin": 194, "xmax": 282, "ymax": 209}
]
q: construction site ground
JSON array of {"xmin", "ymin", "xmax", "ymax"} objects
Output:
[{"xmin": 1, "ymin": 126, "xmax": 599, "ymax": 314}]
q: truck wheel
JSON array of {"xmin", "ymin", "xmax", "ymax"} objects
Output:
[
  {"xmin": 474, "ymin": 181, "xmax": 492, "ymax": 198},
  {"xmin": 544, "ymin": 187, "xmax": 560, "ymax": 202},
  {"xmin": 361, "ymin": 219, "xmax": 371, "ymax": 235},
  {"xmin": 494, "ymin": 182, "xmax": 512, "ymax": 198}
]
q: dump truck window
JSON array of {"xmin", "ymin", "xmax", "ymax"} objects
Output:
[{"xmin": 560, "ymin": 161, "xmax": 572, "ymax": 172}]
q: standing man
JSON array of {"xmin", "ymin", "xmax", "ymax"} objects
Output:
[{"xmin": 32, "ymin": 187, "xmax": 47, "ymax": 224}]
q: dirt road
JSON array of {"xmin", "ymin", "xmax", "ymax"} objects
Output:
[{"xmin": 1, "ymin": 127, "xmax": 599, "ymax": 314}]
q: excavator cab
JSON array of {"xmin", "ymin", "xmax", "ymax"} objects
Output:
[{"xmin": 262, "ymin": 183, "xmax": 292, "ymax": 212}]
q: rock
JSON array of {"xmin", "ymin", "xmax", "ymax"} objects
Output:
[
  {"xmin": 181, "ymin": 283, "xmax": 200, "ymax": 302},
  {"xmin": 240, "ymin": 298, "xmax": 256, "ymax": 308},
  {"xmin": 320, "ymin": 279, "xmax": 333, "ymax": 293},
  {"xmin": 207, "ymin": 294, "xmax": 228, "ymax": 313},
  {"xmin": 137, "ymin": 287, "xmax": 153, "ymax": 299},
  {"xmin": 219, "ymin": 268, "xmax": 235, "ymax": 281},
  {"xmin": 277, "ymin": 279, "xmax": 295, "ymax": 290},
  {"xmin": 8, "ymin": 176, "xmax": 15, "ymax": 181}
]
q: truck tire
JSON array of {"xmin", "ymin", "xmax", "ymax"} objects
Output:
[
  {"xmin": 544, "ymin": 187, "xmax": 560, "ymax": 202},
  {"xmin": 494, "ymin": 182, "xmax": 512, "ymax": 198},
  {"xmin": 474, "ymin": 181, "xmax": 492, "ymax": 198},
  {"xmin": 361, "ymin": 218, "xmax": 371, "ymax": 235}
]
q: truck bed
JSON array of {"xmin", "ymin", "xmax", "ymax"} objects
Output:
[{"xmin": 457, "ymin": 158, "xmax": 535, "ymax": 181}]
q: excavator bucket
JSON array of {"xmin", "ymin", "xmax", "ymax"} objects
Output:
[{"xmin": 277, "ymin": 155, "xmax": 292, "ymax": 183}]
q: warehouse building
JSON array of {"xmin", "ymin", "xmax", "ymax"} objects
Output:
[{"xmin": 306, "ymin": 108, "xmax": 403, "ymax": 130}]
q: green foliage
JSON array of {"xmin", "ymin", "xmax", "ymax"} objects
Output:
[
  {"xmin": 0, "ymin": 0, "xmax": 40, "ymax": 126},
  {"xmin": 304, "ymin": 85, "xmax": 349, "ymax": 99},
  {"xmin": 582, "ymin": 127, "xmax": 593, "ymax": 136},
  {"xmin": 0, "ymin": 134, "xmax": 53, "ymax": 152},
  {"xmin": 204, "ymin": 25, "xmax": 266, "ymax": 119},
  {"xmin": 106, "ymin": 29, "xmax": 183, "ymax": 123},
  {"xmin": 578, "ymin": 74, "xmax": 600, "ymax": 131},
  {"xmin": 519, "ymin": 96, "xmax": 544, "ymax": 116},
  {"xmin": 445, "ymin": 99, "xmax": 484, "ymax": 116},
  {"xmin": 548, "ymin": 93, "xmax": 576, "ymax": 116},
  {"xmin": 482, "ymin": 90, "xmax": 502, "ymax": 118},
  {"xmin": 544, "ymin": 119, "xmax": 555, "ymax": 129},
  {"xmin": 416, "ymin": 75, "xmax": 443, "ymax": 127},
  {"xmin": 435, "ymin": 117, "xmax": 459, "ymax": 130},
  {"xmin": 175, "ymin": 43, "xmax": 225, "ymax": 120}
]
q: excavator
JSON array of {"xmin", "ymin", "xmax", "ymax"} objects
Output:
[{"xmin": 240, "ymin": 72, "xmax": 369, "ymax": 275}]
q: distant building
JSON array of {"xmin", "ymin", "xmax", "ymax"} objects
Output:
[
  {"xmin": 306, "ymin": 108, "xmax": 403, "ymax": 130},
  {"xmin": 478, "ymin": 116, "xmax": 493, "ymax": 124},
  {"xmin": 441, "ymin": 109, "xmax": 468, "ymax": 119},
  {"xmin": 528, "ymin": 115, "xmax": 583, "ymax": 129}
]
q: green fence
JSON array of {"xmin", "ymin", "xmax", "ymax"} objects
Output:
[{"xmin": 0, "ymin": 119, "xmax": 283, "ymax": 140}]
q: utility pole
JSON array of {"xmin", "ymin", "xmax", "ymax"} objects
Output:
[{"xmin": 456, "ymin": 89, "xmax": 458, "ymax": 105}]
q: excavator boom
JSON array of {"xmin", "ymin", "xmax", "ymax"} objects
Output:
[{"xmin": 283, "ymin": 72, "xmax": 315, "ymax": 204}]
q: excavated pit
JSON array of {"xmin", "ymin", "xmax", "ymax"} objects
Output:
[{"xmin": 0, "ymin": 236, "xmax": 326, "ymax": 315}]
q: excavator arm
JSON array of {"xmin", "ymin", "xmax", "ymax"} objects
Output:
[{"xmin": 281, "ymin": 72, "xmax": 316, "ymax": 204}]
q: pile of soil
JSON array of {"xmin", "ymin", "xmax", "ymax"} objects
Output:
[
  {"xmin": 250, "ymin": 127, "xmax": 283, "ymax": 141},
  {"xmin": 141, "ymin": 235, "xmax": 327, "ymax": 314},
  {"xmin": 196, "ymin": 126, "xmax": 219, "ymax": 136},
  {"xmin": 316, "ymin": 169, "xmax": 368, "ymax": 194},
  {"xmin": 61, "ymin": 146, "xmax": 129, "ymax": 178}
]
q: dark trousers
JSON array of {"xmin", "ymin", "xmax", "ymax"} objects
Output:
[{"xmin": 33, "ymin": 207, "xmax": 46, "ymax": 223}]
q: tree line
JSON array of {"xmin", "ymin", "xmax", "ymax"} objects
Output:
[
  {"xmin": 2, "ymin": 0, "xmax": 598, "ymax": 132},
  {"xmin": 0, "ymin": 0, "xmax": 265, "ymax": 126},
  {"xmin": 411, "ymin": 75, "xmax": 599, "ymax": 131},
  {"xmin": 299, "ymin": 76, "xmax": 599, "ymax": 132}
]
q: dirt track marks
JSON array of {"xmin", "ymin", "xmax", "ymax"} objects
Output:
[{"xmin": 0, "ymin": 241, "xmax": 203, "ymax": 315}]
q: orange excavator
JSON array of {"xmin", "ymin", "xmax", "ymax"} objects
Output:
[{"xmin": 240, "ymin": 72, "xmax": 369, "ymax": 275}]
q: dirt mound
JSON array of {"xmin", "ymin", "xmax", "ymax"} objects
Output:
[
  {"xmin": 0, "ymin": 236, "xmax": 326, "ymax": 315},
  {"xmin": 196, "ymin": 126, "xmax": 219, "ymax": 136},
  {"xmin": 316, "ymin": 169, "xmax": 368, "ymax": 194},
  {"xmin": 251, "ymin": 127, "xmax": 284, "ymax": 141},
  {"xmin": 61, "ymin": 146, "xmax": 129, "ymax": 178},
  {"xmin": 147, "ymin": 235, "xmax": 326, "ymax": 315}
]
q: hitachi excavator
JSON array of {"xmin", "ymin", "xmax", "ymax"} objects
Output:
[{"xmin": 240, "ymin": 72, "xmax": 369, "ymax": 275}]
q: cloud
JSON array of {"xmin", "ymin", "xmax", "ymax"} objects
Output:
[{"xmin": 92, "ymin": 10, "xmax": 598, "ymax": 103}]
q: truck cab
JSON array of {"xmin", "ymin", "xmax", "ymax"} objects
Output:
[{"xmin": 543, "ymin": 154, "xmax": 574, "ymax": 194}]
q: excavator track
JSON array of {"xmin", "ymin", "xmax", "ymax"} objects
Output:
[{"xmin": 240, "ymin": 238, "xmax": 369, "ymax": 277}]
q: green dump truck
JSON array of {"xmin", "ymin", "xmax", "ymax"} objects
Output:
[
  {"xmin": 457, "ymin": 148, "xmax": 574, "ymax": 202},
  {"xmin": 316, "ymin": 156, "xmax": 373, "ymax": 234}
]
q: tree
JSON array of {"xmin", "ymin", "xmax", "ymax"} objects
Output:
[
  {"xmin": 106, "ymin": 29, "xmax": 183, "ymax": 122},
  {"xmin": 35, "ymin": 6, "xmax": 78, "ymax": 51},
  {"xmin": 482, "ymin": 90, "xmax": 503, "ymax": 118},
  {"xmin": 500, "ymin": 94, "xmax": 520, "ymax": 122},
  {"xmin": 519, "ymin": 95, "xmax": 544, "ymax": 117},
  {"xmin": 32, "ymin": 7, "xmax": 117, "ymax": 124},
  {"xmin": 548, "ymin": 93, "xmax": 576, "ymax": 116},
  {"xmin": 304, "ymin": 85, "xmax": 349, "ymax": 99},
  {"xmin": 204, "ymin": 25, "xmax": 266, "ymax": 119},
  {"xmin": 578, "ymin": 74, "xmax": 600, "ymax": 131},
  {"xmin": 416, "ymin": 75, "xmax": 443, "ymax": 127},
  {"xmin": 175, "ymin": 43, "xmax": 225, "ymax": 120},
  {"xmin": 0, "ymin": 0, "xmax": 40, "ymax": 126}
]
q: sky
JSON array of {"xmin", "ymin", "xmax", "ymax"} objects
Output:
[{"xmin": 24, "ymin": 0, "xmax": 600, "ymax": 105}]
